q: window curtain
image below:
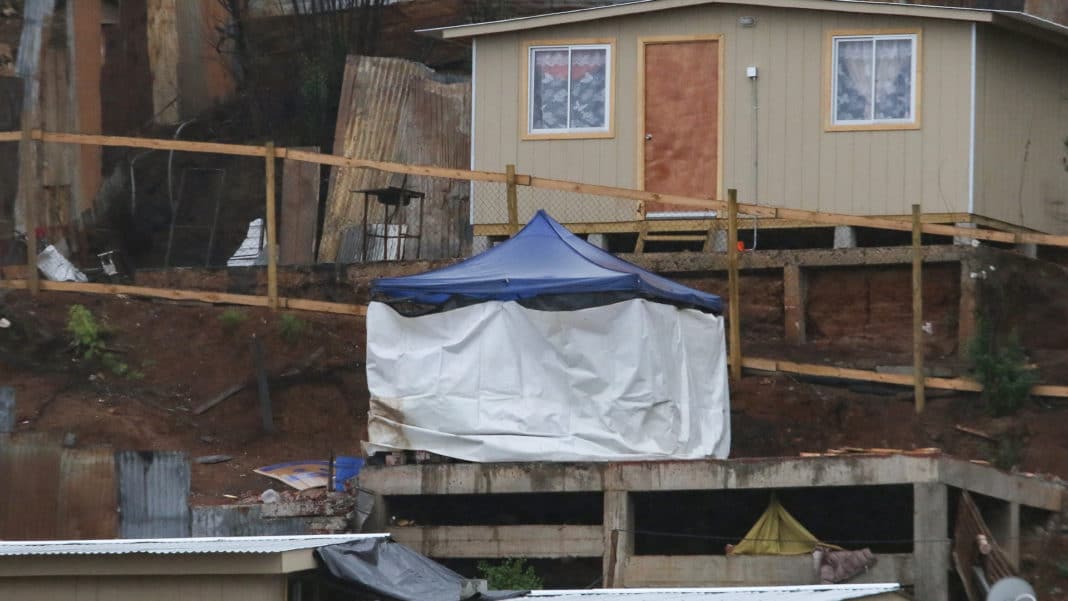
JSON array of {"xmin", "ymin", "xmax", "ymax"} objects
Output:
[
  {"xmin": 835, "ymin": 39, "xmax": 873, "ymax": 121},
  {"xmin": 569, "ymin": 49, "xmax": 607, "ymax": 128},
  {"xmin": 532, "ymin": 49, "xmax": 569, "ymax": 130},
  {"xmin": 873, "ymin": 39, "xmax": 912, "ymax": 120}
]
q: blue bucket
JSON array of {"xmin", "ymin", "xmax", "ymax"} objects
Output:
[{"xmin": 333, "ymin": 456, "xmax": 364, "ymax": 492}]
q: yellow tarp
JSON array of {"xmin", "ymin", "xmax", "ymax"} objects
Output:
[{"xmin": 728, "ymin": 495, "xmax": 842, "ymax": 555}]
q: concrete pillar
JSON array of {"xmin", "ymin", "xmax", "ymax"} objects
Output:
[
  {"xmin": 587, "ymin": 234, "xmax": 608, "ymax": 250},
  {"xmin": 913, "ymin": 482, "xmax": 950, "ymax": 601},
  {"xmin": 471, "ymin": 236, "xmax": 492, "ymax": 256},
  {"xmin": 987, "ymin": 500, "xmax": 1021, "ymax": 569},
  {"xmin": 783, "ymin": 265, "xmax": 807, "ymax": 344},
  {"xmin": 954, "ymin": 222, "xmax": 978, "ymax": 246},
  {"xmin": 603, "ymin": 490, "xmax": 634, "ymax": 588},
  {"xmin": 833, "ymin": 226, "xmax": 856, "ymax": 249},
  {"xmin": 1016, "ymin": 243, "xmax": 1038, "ymax": 259},
  {"xmin": 711, "ymin": 230, "xmax": 728, "ymax": 253},
  {"xmin": 958, "ymin": 258, "xmax": 980, "ymax": 360}
]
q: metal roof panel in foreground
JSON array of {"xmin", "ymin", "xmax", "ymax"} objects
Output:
[
  {"xmin": 0, "ymin": 534, "xmax": 388, "ymax": 556},
  {"xmin": 528, "ymin": 583, "xmax": 903, "ymax": 601}
]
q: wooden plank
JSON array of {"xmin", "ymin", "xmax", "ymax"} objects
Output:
[
  {"xmin": 22, "ymin": 127, "xmax": 38, "ymax": 295},
  {"xmin": 0, "ymin": 280, "xmax": 365, "ymax": 316},
  {"xmin": 506, "ymin": 164, "xmax": 518, "ymax": 236},
  {"xmin": 264, "ymin": 142, "xmax": 278, "ymax": 310},
  {"xmin": 738, "ymin": 356, "xmax": 986, "ymax": 392},
  {"xmin": 0, "ymin": 131, "xmax": 19, "ymax": 142},
  {"xmin": 913, "ymin": 204, "xmax": 925, "ymax": 413},
  {"xmin": 727, "ymin": 189, "xmax": 741, "ymax": 382},
  {"xmin": 279, "ymin": 146, "xmax": 320, "ymax": 265}
]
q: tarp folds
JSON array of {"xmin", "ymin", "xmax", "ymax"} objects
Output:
[
  {"xmin": 372, "ymin": 210, "xmax": 722, "ymax": 314},
  {"xmin": 728, "ymin": 496, "xmax": 840, "ymax": 556},
  {"xmin": 316, "ymin": 538, "xmax": 523, "ymax": 601},
  {"xmin": 366, "ymin": 298, "xmax": 731, "ymax": 462}
]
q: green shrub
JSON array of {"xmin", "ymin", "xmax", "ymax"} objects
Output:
[
  {"xmin": 477, "ymin": 559, "xmax": 543, "ymax": 591},
  {"xmin": 67, "ymin": 305, "xmax": 106, "ymax": 359},
  {"xmin": 278, "ymin": 313, "xmax": 308, "ymax": 343},
  {"xmin": 968, "ymin": 318, "xmax": 1038, "ymax": 417},
  {"xmin": 67, "ymin": 305, "xmax": 140, "ymax": 379},
  {"xmin": 986, "ymin": 430, "xmax": 1027, "ymax": 471},
  {"xmin": 218, "ymin": 308, "xmax": 248, "ymax": 334}
]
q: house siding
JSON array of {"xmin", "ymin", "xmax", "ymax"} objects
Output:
[
  {"xmin": 0, "ymin": 575, "xmax": 284, "ymax": 601},
  {"xmin": 974, "ymin": 25, "xmax": 1068, "ymax": 234},
  {"xmin": 472, "ymin": 4, "xmax": 973, "ymax": 224}
]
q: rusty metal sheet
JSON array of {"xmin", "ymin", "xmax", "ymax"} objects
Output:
[
  {"xmin": 0, "ymin": 433, "xmax": 62, "ymax": 539},
  {"xmin": 57, "ymin": 447, "xmax": 119, "ymax": 539},
  {"xmin": 318, "ymin": 56, "xmax": 471, "ymax": 262},
  {"xmin": 117, "ymin": 450, "xmax": 191, "ymax": 538}
]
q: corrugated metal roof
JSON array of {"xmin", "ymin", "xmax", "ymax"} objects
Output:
[
  {"xmin": 527, "ymin": 584, "xmax": 903, "ymax": 601},
  {"xmin": 0, "ymin": 534, "xmax": 388, "ymax": 557}
]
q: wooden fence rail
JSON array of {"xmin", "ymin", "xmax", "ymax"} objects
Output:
[{"xmin": 4, "ymin": 129, "xmax": 1068, "ymax": 247}]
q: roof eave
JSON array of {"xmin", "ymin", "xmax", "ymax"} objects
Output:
[{"xmin": 420, "ymin": 0, "xmax": 999, "ymax": 40}]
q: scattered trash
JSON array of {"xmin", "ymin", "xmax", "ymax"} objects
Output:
[
  {"xmin": 227, "ymin": 218, "xmax": 267, "ymax": 267},
  {"xmin": 260, "ymin": 488, "xmax": 281, "ymax": 504},
  {"xmin": 0, "ymin": 318, "xmax": 9, "ymax": 328},
  {"xmin": 222, "ymin": 494, "xmax": 238, "ymax": 500},
  {"xmin": 62, "ymin": 432, "xmax": 77, "ymax": 448},
  {"xmin": 922, "ymin": 321, "xmax": 933, "ymax": 335},
  {"xmin": 254, "ymin": 457, "xmax": 364, "ymax": 491},
  {"xmin": 195, "ymin": 454, "xmax": 233, "ymax": 465},
  {"xmin": 199, "ymin": 435, "xmax": 217, "ymax": 444},
  {"xmin": 37, "ymin": 245, "xmax": 88, "ymax": 282}
]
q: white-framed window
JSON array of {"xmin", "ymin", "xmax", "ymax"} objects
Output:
[
  {"xmin": 830, "ymin": 32, "xmax": 919, "ymax": 129},
  {"xmin": 526, "ymin": 42, "xmax": 612, "ymax": 137}
]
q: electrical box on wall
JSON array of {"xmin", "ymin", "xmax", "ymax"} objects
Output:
[{"xmin": 746, "ymin": 66, "xmax": 758, "ymax": 79}]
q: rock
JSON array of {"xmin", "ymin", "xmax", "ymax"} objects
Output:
[
  {"xmin": 196, "ymin": 454, "xmax": 233, "ymax": 464},
  {"xmin": 62, "ymin": 432, "xmax": 77, "ymax": 448}
]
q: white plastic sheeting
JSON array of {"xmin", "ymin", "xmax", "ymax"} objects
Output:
[{"xmin": 365, "ymin": 299, "xmax": 730, "ymax": 462}]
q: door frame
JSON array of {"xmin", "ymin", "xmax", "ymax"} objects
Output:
[{"xmin": 636, "ymin": 34, "xmax": 725, "ymax": 215}]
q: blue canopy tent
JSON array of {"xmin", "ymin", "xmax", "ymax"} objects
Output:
[
  {"xmin": 372, "ymin": 210, "xmax": 722, "ymax": 314},
  {"xmin": 364, "ymin": 211, "xmax": 731, "ymax": 463}
]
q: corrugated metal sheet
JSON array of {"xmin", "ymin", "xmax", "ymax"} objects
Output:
[
  {"xmin": 318, "ymin": 55, "xmax": 471, "ymax": 263},
  {"xmin": 0, "ymin": 387, "xmax": 13, "ymax": 433},
  {"xmin": 0, "ymin": 534, "xmax": 386, "ymax": 556},
  {"xmin": 0, "ymin": 433, "xmax": 62, "ymax": 539},
  {"xmin": 57, "ymin": 446, "xmax": 119, "ymax": 539},
  {"xmin": 0, "ymin": 433, "xmax": 119, "ymax": 540},
  {"xmin": 117, "ymin": 450, "xmax": 191, "ymax": 538},
  {"xmin": 528, "ymin": 584, "xmax": 903, "ymax": 601},
  {"xmin": 192, "ymin": 504, "xmax": 335, "ymax": 537}
]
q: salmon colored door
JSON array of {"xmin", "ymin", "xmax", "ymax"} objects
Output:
[{"xmin": 641, "ymin": 38, "xmax": 720, "ymax": 213}]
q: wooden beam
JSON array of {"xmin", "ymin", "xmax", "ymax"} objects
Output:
[
  {"xmin": 506, "ymin": 164, "xmax": 519, "ymax": 236},
  {"xmin": 0, "ymin": 280, "xmax": 367, "ymax": 316},
  {"xmin": 913, "ymin": 205, "xmax": 925, "ymax": 413},
  {"xmin": 0, "ymin": 131, "xmax": 19, "ymax": 142},
  {"xmin": 727, "ymin": 189, "xmax": 741, "ymax": 382},
  {"xmin": 390, "ymin": 525, "xmax": 604, "ymax": 559},
  {"xmin": 22, "ymin": 127, "xmax": 38, "ymax": 295},
  {"xmin": 265, "ymin": 142, "xmax": 278, "ymax": 310}
]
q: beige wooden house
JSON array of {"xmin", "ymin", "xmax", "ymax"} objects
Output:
[
  {"xmin": 424, "ymin": 0, "xmax": 1068, "ymax": 237},
  {"xmin": 0, "ymin": 534, "xmax": 378, "ymax": 601}
]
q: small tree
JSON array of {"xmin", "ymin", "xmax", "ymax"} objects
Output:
[
  {"xmin": 477, "ymin": 559, "xmax": 543, "ymax": 591},
  {"xmin": 968, "ymin": 317, "xmax": 1037, "ymax": 417}
]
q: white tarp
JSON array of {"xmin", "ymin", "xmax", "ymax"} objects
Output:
[{"xmin": 365, "ymin": 299, "xmax": 730, "ymax": 462}]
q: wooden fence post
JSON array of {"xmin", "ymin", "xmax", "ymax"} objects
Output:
[
  {"xmin": 912, "ymin": 204, "xmax": 925, "ymax": 413},
  {"xmin": 506, "ymin": 164, "xmax": 519, "ymax": 236},
  {"xmin": 728, "ymin": 189, "xmax": 742, "ymax": 382},
  {"xmin": 265, "ymin": 142, "xmax": 278, "ymax": 310}
]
